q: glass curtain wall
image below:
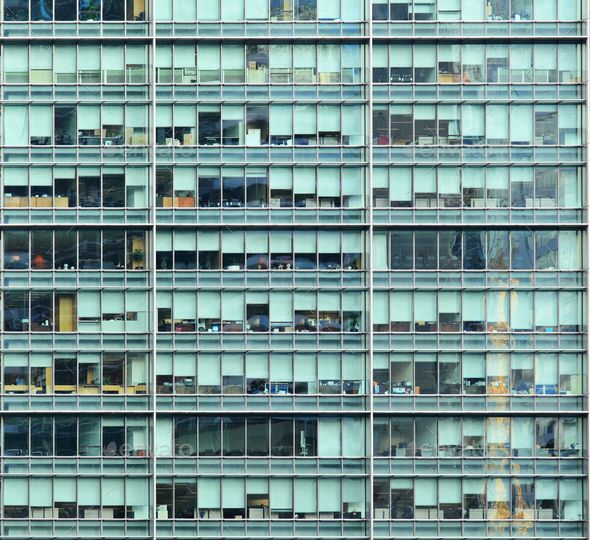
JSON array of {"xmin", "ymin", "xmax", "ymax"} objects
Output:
[{"xmin": 0, "ymin": 2, "xmax": 585, "ymax": 540}]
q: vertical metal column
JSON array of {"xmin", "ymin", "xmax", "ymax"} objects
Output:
[
  {"xmin": 149, "ymin": 1, "xmax": 158, "ymax": 537},
  {"xmin": 585, "ymin": 0, "xmax": 590, "ymax": 530},
  {"xmin": 366, "ymin": 0, "xmax": 375, "ymax": 538}
]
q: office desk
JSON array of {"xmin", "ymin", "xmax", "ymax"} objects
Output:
[
  {"xmin": 79, "ymin": 136, "xmax": 101, "ymax": 145},
  {"xmin": 31, "ymin": 197, "xmax": 52, "ymax": 208},
  {"xmin": 79, "ymin": 385, "xmax": 100, "ymax": 394},
  {"xmin": 103, "ymin": 385, "xmax": 125, "ymax": 394},
  {"xmin": 54, "ymin": 197, "xmax": 70, "ymax": 207},
  {"xmin": 55, "ymin": 385, "xmax": 77, "ymax": 394},
  {"xmin": 4, "ymin": 196, "xmax": 29, "ymax": 207},
  {"xmin": 4, "ymin": 384, "xmax": 32, "ymax": 393}
]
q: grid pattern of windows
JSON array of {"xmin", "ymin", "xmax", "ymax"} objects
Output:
[{"xmin": 0, "ymin": 2, "xmax": 585, "ymax": 540}]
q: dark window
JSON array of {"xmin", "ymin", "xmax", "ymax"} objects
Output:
[
  {"xmin": 32, "ymin": 0, "xmax": 53, "ymax": 20},
  {"xmin": 56, "ymin": 417, "xmax": 77, "ymax": 456},
  {"xmin": 5, "ymin": 0, "xmax": 29, "ymax": 21},
  {"xmin": 223, "ymin": 417, "xmax": 245, "ymax": 456},
  {"xmin": 104, "ymin": 0, "xmax": 125, "ymax": 20},
  {"xmin": 31, "ymin": 416, "xmax": 53, "ymax": 456}
]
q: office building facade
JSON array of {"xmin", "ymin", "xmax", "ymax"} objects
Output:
[{"xmin": 0, "ymin": 0, "xmax": 586, "ymax": 538}]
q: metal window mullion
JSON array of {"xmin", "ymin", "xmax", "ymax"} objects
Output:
[
  {"xmin": 584, "ymin": 0, "xmax": 590, "ymax": 530},
  {"xmin": 367, "ymin": 0, "xmax": 376, "ymax": 537},
  {"xmin": 150, "ymin": 1, "xmax": 158, "ymax": 537}
]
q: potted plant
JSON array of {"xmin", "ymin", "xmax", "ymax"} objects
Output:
[
  {"xmin": 348, "ymin": 314, "xmax": 360, "ymax": 333},
  {"xmin": 132, "ymin": 249, "xmax": 145, "ymax": 269}
]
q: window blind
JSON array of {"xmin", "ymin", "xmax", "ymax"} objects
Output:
[
  {"xmin": 271, "ymin": 478, "xmax": 293, "ymax": 510},
  {"xmin": 439, "ymin": 479, "xmax": 461, "ymax": 504},
  {"xmin": 318, "ymin": 478, "xmax": 340, "ymax": 512},
  {"xmin": 270, "ymin": 105, "xmax": 292, "ymax": 136},
  {"xmin": 412, "ymin": 45, "xmax": 434, "ymax": 71},
  {"xmin": 4, "ymin": 167, "xmax": 28, "ymax": 186},
  {"xmin": 559, "ymin": 291, "xmax": 581, "ymax": 326},
  {"xmin": 197, "ymin": 0, "xmax": 219, "ymax": 20},
  {"xmin": 270, "ymin": 292, "xmax": 293, "ymax": 322},
  {"xmin": 317, "ymin": 168, "xmax": 340, "ymax": 197},
  {"xmin": 535, "ymin": 44, "xmax": 557, "ymax": 70},
  {"xmin": 173, "ymin": 168, "xmax": 195, "ymax": 191},
  {"xmin": 462, "ymin": 354, "xmax": 485, "ymax": 378},
  {"xmin": 4, "ymin": 45, "xmax": 28, "ymax": 72},
  {"xmin": 318, "ymin": 419, "xmax": 341, "ymax": 457},
  {"xmin": 246, "ymin": 0, "xmax": 269, "ymax": 18},
  {"xmin": 390, "ymin": 292, "xmax": 412, "ymax": 322},
  {"xmin": 155, "ymin": 0, "xmax": 172, "ymax": 19},
  {"xmin": 392, "ymin": 44, "xmax": 412, "ymax": 68},
  {"xmin": 221, "ymin": 0, "xmax": 244, "ymax": 20},
  {"xmin": 463, "ymin": 44, "xmax": 484, "ymax": 64},
  {"xmin": 535, "ymin": 479, "xmax": 557, "ymax": 500},
  {"xmin": 318, "ymin": 230, "xmax": 340, "ymax": 253},
  {"xmin": 414, "ymin": 292, "xmax": 436, "ymax": 322},
  {"xmin": 78, "ymin": 478, "xmax": 100, "ymax": 506},
  {"xmin": 438, "ymin": 168, "xmax": 460, "ymax": 194},
  {"xmin": 269, "ymin": 230, "xmax": 292, "ymax": 252},
  {"xmin": 155, "ymin": 417, "xmax": 173, "ymax": 456},
  {"xmin": 510, "ymin": 290, "xmax": 533, "ymax": 330},
  {"xmin": 103, "ymin": 45, "xmax": 124, "ymax": 71},
  {"xmin": 342, "ymin": 418, "xmax": 364, "ymax": 457},
  {"xmin": 102, "ymin": 105, "xmax": 124, "ymax": 125},
  {"xmin": 415, "ymin": 478, "xmax": 436, "ymax": 506},
  {"xmin": 318, "ymin": 0, "xmax": 340, "ymax": 19},
  {"xmin": 78, "ymin": 105, "xmax": 100, "ymax": 130},
  {"xmin": 487, "ymin": 353, "xmax": 509, "ymax": 377},
  {"xmin": 294, "ymin": 479, "xmax": 317, "ymax": 513},
  {"xmin": 222, "ymin": 231, "xmax": 244, "ymax": 253},
  {"xmin": 342, "ymin": 105, "xmax": 362, "ymax": 144},
  {"xmin": 31, "ymin": 44, "xmax": 52, "ymax": 70},
  {"xmin": 30, "ymin": 478, "xmax": 53, "ymax": 507},
  {"xmin": 223, "ymin": 478, "xmax": 245, "ymax": 508},
  {"xmin": 535, "ymin": 291, "xmax": 557, "ymax": 326},
  {"xmin": 294, "ymin": 45, "xmax": 316, "ymax": 68},
  {"xmin": 510, "ymin": 105, "xmax": 533, "ymax": 143},
  {"xmin": 294, "ymin": 105, "xmax": 316, "ymax": 134},
  {"xmin": 439, "ymin": 418, "xmax": 461, "ymax": 445},
  {"xmin": 30, "ymin": 167, "xmax": 52, "ymax": 187},
  {"xmin": 512, "ymin": 418, "xmax": 534, "ymax": 450},
  {"xmin": 126, "ymin": 44, "xmax": 147, "ymax": 66},
  {"xmin": 56, "ymin": 477, "xmax": 78, "ymax": 503},
  {"xmin": 390, "ymin": 167, "xmax": 412, "ymax": 201},
  {"xmin": 198, "ymin": 45, "xmax": 220, "ymax": 70},
  {"xmin": 4, "ymin": 106, "xmax": 29, "ymax": 146},
  {"xmin": 174, "ymin": 292, "xmax": 196, "ymax": 319},
  {"xmin": 536, "ymin": 354, "xmax": 558, "ymax": 385},
  {"xmin": 198, "ymin": 354, "xmax": 220, "ymax": 385},
  {"xmin": 463, "ymin": 478, "xmax": 485, "ymax": 495},
  {"xmin": 156, "ymin": 45, "xmax": 172, "ymax": 68},
  {"xmin": 293, "ymin": 168, "xmax": 316, "ymax": 194},
  {"xmin": 222, "ymin": 293, "xmax": 244, "ymax": 319},
  {"xmin": 198, "ymin": 478, "xmax": 220, "ymax": 507},
  {"xmin": 78, "ymin": 291, "xmax": 101, "ymax": 318},
  {"xmin": 269, "ymin": 167, "xmax": 292, "ymax": 190},
  {"xmin": 293, "ymin": 354, "xmax": 315, "ymax": 382},
  {"xmin": 5, "ymin": 478, "xmax": 28, "ymax": 505},
  {"xmin": 126, "ymin": 477, "xmax": 149, "ymax": 506}
]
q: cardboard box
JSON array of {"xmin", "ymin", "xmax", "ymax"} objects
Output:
[
  {"xmin": 175, "ymin": 197, "xmax": 195, "ymax": 208},
  {"xmin": 32, "ymin": 197, "xmax": 52, "ymax": 208},
  {"xmin": 55, "ymin": 197, "xmax": 69, "ymax": 207}
]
